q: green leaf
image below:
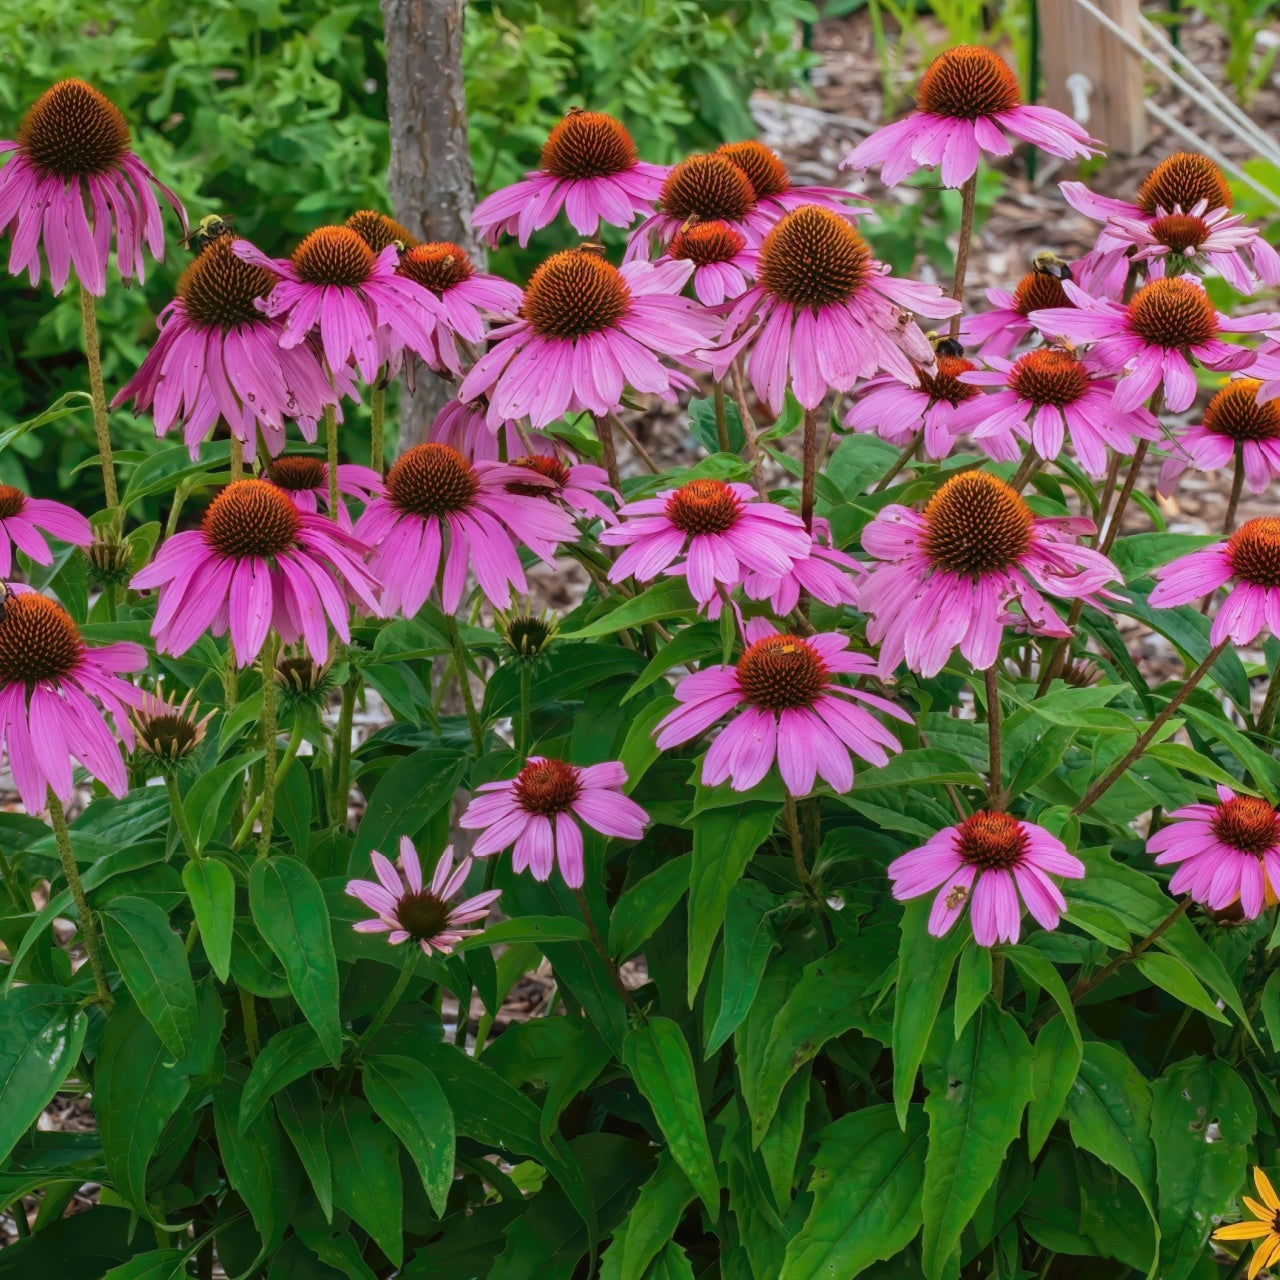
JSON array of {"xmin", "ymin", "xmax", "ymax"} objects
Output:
[
  {"xmin": 181, "ymin": 859, "xmax": 234, "ymax": 984},
  {"xmin": 1003, "ymin": 945, "xmax": 1081, "ymax": 1045},
  {"xmin": 559, "ymin": 578, "xmax": 696, "ymax": 638},
  {"xmin": 248, "ymin": 857, "xmax": 342, "ymax": 1064},
  {"xmin": 100, "ymin": 897, "xmax": 198, "ymax": 1058},
  {"xmin": 686, "ymin": 802, "xmax": 779, "ymax": 997},
  {"xmin": 454, "ymin": 916, "xmax": 590, "ymax": 951},
  {"xmin": 853, "ymin": 747, "xmax": 984, "ymax": 791},
  {"xmin": 954, "ymin": 944, "xmax": 991, "ymax": 1037},
  {"xmin": 704, "ymin": 880, "xmax": 779, "ymax": 1057},
  {"xmin": 100, "ymin": 1250, "xmax": 190, "ymax": 1280},
  {"xmin": 1134, "ymin": 952, "xmax": 1230, "ymax": 1024},
  {"xmin": 780, "ymin": 1104, "xmax": 927, "ymax": 1280},
  {"xmin": 0, "ymin": 988, "xmax": 87, "ymax": 1166},
  {"xmin": 612, "ymin": 1155, "xmax": 694, "ymax": 1280},
  {"xmin": 1262, "ymin": 971, "xmax": 1280, "ymax": 1054},
  {"xmin": 1110, "ymin": 532, "xmax": 1220, "ymax": 581},
  {"xmin": 275, "ymin": 1078, "xmax": 333, "ymax": 1222},
  {"xmin": 326, "ymin": 1098, "xmax": 404, "ymax": 1267},
  {"xmin": 239, "ymin": 1023, "xmax": 331, "ymax": 1132},
  {"xmin": 185, "ymin": 750, "xmax": 262, "ymax": 852},
  {"xmin": 1027, "ymin": 1015, "xmax": 1082, "ymax": 1159},
  {"xmin": 1152, "ymin": 1058, "xmax": 1256, "ymax": 1280},
  {"xmin": 920, "ymin": 1003, "xmax": 1034, "ymax": 1280},
  {"xmin": 609, "ymin": 854, "xmax": 691, "ymax": 961},
  {"xmin": 622, "ymin": 1018, "xmax": 719, "ymax": 1218},
  {"xmin": 689, "ymin": 394, "xmax": 746, "ymax": 454},
  {"xmin": 350, "ymin": 748, "xmax": 468, "ymax": 866},
  {"xmin": 212, "ymin": 1075, "xmax": 287, "ymax": 1262},
  {"xmin": 363, "ymin": 1055, "xmax": 455, "ymax": 1218}
]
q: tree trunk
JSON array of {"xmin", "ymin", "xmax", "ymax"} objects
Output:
[{"xmin": 380, "ymin": 0, "xmax": 482, "ymax": 452}]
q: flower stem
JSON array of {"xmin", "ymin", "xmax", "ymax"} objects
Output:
[
  {"xmin": 730, "ymin": 361, "xmax": 769, "ymax": 498},
  {"xmin": 984, "ymin": 665, "xmax": 1004, "ymax": 811},
  {"xmin": 48, "ymin": 790, "xmax": 113, "ymax": 1009},
  {"xmin": 1072, "ymin": 639, "xmax": 1229, "ymax": 816},
  {"xmin": 574, "ymin": 887, "xmax": 634, "ymax": 1012},
  {"xmin": 1223, "ymin": 441, "xmax": 1245, "ymax": 535},
  {"xmin": 446, "ymin": 613, "xmax": 484, "ymax": 754},
  {"xmin": 332, "ymin": 674, "xmax": 358, "ymax": 830},
  {"xmin": 517, "ymin": 662, "xmax": 533, "ymax": 757},
  {"xmin": 872, "ymin": 430, "xmax": 922, "ymax": 493},
  {"xmin": 232, "ymin": 717, "xmax": 305, "ymax": 849},
  {"xmin": 783, "ymin": 793, "xmax": 819, "ymax": 899},
  {"xmin": 609, "ymin": 411, "xmax": 658, "ymax": 475},
  {"xmin": 164, "ymin": 775, "xmax": 201, "ymax": 860},
  {"xmin": 79, "ymin": 282, "xmax": 119, "ymax": 518},
  {"xmin": 257, "ymin": 633, "xmax": 280, "ymax": 858},
  {"xmin": 713, "ymin": 380, "xmax": 730, "ymax": 453},
  {"xmin": 370, "ymin": 379, "xmax": 386, "ymax": 475},
  {"xmin": 1010, "ymin": 450, "xmax": 1044, "ymax": 493},
  {"xmin": 228, "ymin": 443, "xmax": 244, "ymax": 485},
  {"xmin": 1259, "ymin": 669, "xmax": 1280, "ymax": 736},
  {"xmin": 950, "ymin": 172, "xmax": 978, "ymax": 337},
  {"xmin": 801, "ymin": 405, "xmax": 819, "ymax": 532},
  {"xmin": 1097, "ymin": 440, "xmax": 1149, "ymax": 556},
  {"xmin": 595, "ymin": 413, "xmax": 622, "ymax": 492},
  {"xmin": 355, "ymin": 947, "xmax": 418, "ymax": 1058},
  {"xmin": 324, "ymin": 404, "xmax": 340, "ymax": 521}
]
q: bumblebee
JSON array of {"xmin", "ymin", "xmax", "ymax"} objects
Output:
[
  {"xmin": 0, "ymin": 582, "xmax": 14, "ymax": 625},
  {"xmin": 1031, "ymin": 249, "xmax": 1073, "ymax": 281},
  {"xmin": 927, "ymin": 331, "xmax": 966, "ymax": 359},
  {"xmin": 184, "ymin": 214, "xmax": 233, "ymax": 253}
]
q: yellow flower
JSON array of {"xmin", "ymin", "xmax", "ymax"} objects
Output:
[{"xmin": 1215, "ymin": 1167, "xmax": 1280, "ymax": 1279}]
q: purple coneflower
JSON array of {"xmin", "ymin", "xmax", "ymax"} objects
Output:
[
  {"xmin": 959, "ymin": 270, "xmax": 1076, "ymax": 358},
  {"xmin": 460, "ymin": 758, "xmax": 648, "ymax": 889},
  {"xmin": 717, "ymin": 140, "xmax": 866, "ymax": 221},
  {"xmin": 662, "ymin": 221, "xmax": 757, "ymax": 305},
  {"xmin": 504, "ymin": 454, "xmax": 618, "ymax": 524},
  {"xmin": 1159, "ymin": 379, "xmax": 1280, "ymax": 498},
  {"xmin": 0, "ymin": 486, "xmax": 91, "ymax": 577},
  {"xmin": 427, "ymin": 398, "xmax": 532, "ymax": 463},
  {"xmin": 740, "ymin": 518, "xmax": 863, "ymax": 618},
  {"xmin": 267, "ymin": 455, "xmax": 383, "ymax": 525}
]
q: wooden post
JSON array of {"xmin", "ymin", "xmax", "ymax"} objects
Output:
[{"xmin": 1038, "ymin": 0, "xmax": 1148, "ymax": 155}]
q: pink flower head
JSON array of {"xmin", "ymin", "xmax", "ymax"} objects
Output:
[
  {"xmin": 950, "ymin": 348, "xmax": 1159, "ymax": 476},
  {"xmin": 233, "ymin": 228, "xmax": 443, "ymax": 384},
  {"xmin": 0, "ymin": 79, "xmax": 186, "ymax": 296},
  {"xmin": 267, "ymin": 454, "xmax": 383, "ymax": 527},
  {"xmin": 346, "ymin": 837, "xmax": 500, "ymax": 955},
  {"xmin": 889, "ymin": 810, "xmax": 1085, "ymax": 946},
  {"xmin": 653, "ymin": 617, "xmax": 910, "ymax": 795},
  {"xmin": 741, "ymin": 517, "xmax": 863, "ymax": 618},
  {"xmin": 427, "ymin": 397, "xmax": 535, "ymax": 463},
  {"xmin": 130, "ymin": 478, "xmax": 381, "ymax": 666},
  {"xmin": 395, "ymin": 242, "xmax": 522, "ymax": 376},
  {"xmin": 460, "ymin": 758, "xmax": 649, "ymax": 889},
  {"xmin": 861, "ymin": 470, "xmax": 1119, "ymax": 676},
  {"xmin": 706, "ymin": 205, "xmax": 959, "ymax": 415},
  {"xmin": 844, "ymin": 353, "xmax": 993, "ymax": 462},
  {"xmin": 841, "ymin": 46, "xmax": 1100, "ymax": 189},
  {"xmin": 472, "ymin": 109, "xmax": 666, "ymax": 248},
  {"xmin": 958, "ymin": 270, "xmax": 1076, "ymax": 358},
  {"xmin": 600, "ymin": 478, "xmax": 811, "ymax": 610},
  {"xmin": 0, "ymin": 588, "xmax": 146, "ymax": 811},
  {"xmin": 662, "ymin": 221, "xmax": 757, "ymax": 305},
  {"xmin": 1148, "ymin": 785, "xmax": 1280, "ymax": 919},
  {"xmin": 1150, "ymin": 517, "xmax": 1280, "ymax": 645},
  {"xmin": 716, "ymin": 139, "xmax": 867, "ymax": 221},
  {"xmin": 458, "ymin": 250, "xmax": 716, "ymax": 429},
  {"xmin": 503, "ymin": 453, "xmax": 618, "ymax": 524},
  {"xmin": 355, "ymin": 443, "xmax": 576, "ymax": 617},
  {"xmin": 0, "ymin": 486, "xmax": 91, "ymax": 577},
  {"xmin": 1159, "ymin": 378, "xmax": 1280, "ymax": 498},
  {"xmin": 1030, "ymin": 277, "xmax": 1278, "ymax": 414},
  {"xmin": 112, "ymin": 234, "xmax": 348, "ymax": 460},
  {"xmin": 1244, "ymin": 337, "xmax": 1280, "ymax": 404}
]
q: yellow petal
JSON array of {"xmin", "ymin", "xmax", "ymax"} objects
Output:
[
  {"xmin": 1257, "ymin": 1166, "xmax": 1280, "ymax": 1211},
  {"xmin": 1245, "ymin": 1197, "xmax": 1273, "ymax": 1221},
  {"xmin": 1217, "ymin": 1221, "xmax": 1275, "ymax": 1241},
  {"xmin": 1250, "ymin": 1236, "xmax": 1280, "ymax": 1280}
]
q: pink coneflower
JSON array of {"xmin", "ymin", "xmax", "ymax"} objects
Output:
[
  {"xmin": 396, "ymin": 242, "xmax": 522, "ymax": 376},
  {"xmin": 715, "ymin": 140, "xmax": 866, "ymax": 221},
  {"xmin": 841, "ymin": 46, "xmax": 1099, "ymax": 189},
  {"xmin": 844, "ymin": 355, "xmax": 998, "ymax": 462},
  {"xmin": 504, "ymin": 454, "xmax": 618, "ymax": 524},
  {"xmin": 113, "ymin": 234, "xmax": 346, "ymax": 459},
  {"xmin": 1159, "ymin": 379, "xmax": 1280, "ymax": 497},
  {"xmin": 740, "ymin": 518, "xmax": 863, "ymax": 617},
  {"xmin": 0, "ymin": 589, "xmax": 146, "ymax": 811},
  {"xmin": 888, "ymin": 810, "xmax": 1085, "ymax": 945},
  {"xmin": 600, "ymin": 478, "xmax": 811, "ymax": 609},
  {"xmin": 459, "ymin": 758, "xmax": 648, "ymax": 889},
  {"xmin": 346, "ymin": 838, "xmax": 500, "ymax": 955},
  {"xmin": 0, "ymin": 79, "xmax": 185, "ymax": 295},
  {"xmin": 1029, "ymin": 277, "xmax": 1277, "ymax": 413},
  {"xmin": 706, "ymin": 205, "xmax": 959, "ymax": 415},
  {"xmin": 267, "ymin": 455, "xmax": 383, "ymax": 524},
  {"xmin": 959, "ymin": 270, "xmax": 1076, "ymax": 358},
  {"xmin": 355, "ymin": 443, "xmax": 575, "ymax": 617},
  {"xmin": 860, "ymin": 470, "xmax": 1119, "ymax": 676},
  {"xmin": 233, "ymin": 228, "xmax": 442, "ymax": 384},
  {"xmin": 662, "ymin": 221, "xmax": 757, "ymax": 305},
  {"xmin": 1148, "ymin": 785, "xmax": 1280, "ymax": 918},
  {"xmin": 949, "ymin": 348, "xmax": 1159, "ymax": 476},
  {"xmin": 472, "ymin": 108, "xmax": 665, "ymax": 248},
  {"xmin": 0, "ymin": 486, "xmax": 90, "ymax": 576},
  {"xmin": 130, "ymin": 478, "xmax": 381, "ymax": 666},
  {"xmin": 427, "ymin": 398, "xmax": 535, "ymax": 463},
  {"xmin": 1150, "ymin": 517, "xmax": 1280, "ymax": 645},
  {"xmin": 458, "ymin": 249, "xmax": 716, "ymax": 430},
  {"xmin": 345, "ymin": 209, "xmax": 418, "ymax": 254},
  {"xmin": 654, "ymin": 619, "xmax": 908, "ymax": 794}
]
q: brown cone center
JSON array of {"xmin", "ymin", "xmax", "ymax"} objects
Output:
[
  {"xmin": 178, "ymin": 235, "xmax": 276, "ymax": 330},
  {"xmin": 1203, "ymin": 381, "xmax": 1280, "ymax": 442},
  {"xmin": 920, "ymin": 356, "xmax": 980, "ymax": 406},
  {"xmin": 0, "ymin": 593, "xmax": 84, "ymax": 686},
  {"xmin": 514, "ymin": 759, "xmax": 582, "ymax": 815},
  {"xmin": 345, "ymin": 209, "xmax": 418, "ymax": 253},
  {"xmin": 922, "ymin": 471, "xmax": 1034, "ymax": 576},
  {"xmin": 540, "ymin": 109, "xmax": 637, "ymax": 180},
  {"xmin": 716, "ymin": 141, "xmax": 791, "ymax": 198},
  {"xmin": 521, "ymin": 250, "xmax": 630, "ymax": 339},
  {"xmin": 916, "ymin": 46, "xmax": 1021, "ymax": 119},
  {"xmin": 1211, "ymin": 795, "xmax": 1280, "ymax": 855},
  {"xmin": 0, "ymin": 486, "xmax": 27, "ymax": 519},
  {"xmin": 396, "ymin": 889, "xmax": 454, "ymax": 941},
  {"xmin": 18, "ymin": 79, "xmax": 130, "ymax": 178},
  {"xmin": 1227, "ymin": 517, "xmax": 1280, "ymax": 587},
  {"xmin": 659, "ymin": 155, "xmax": 757, "ymax": 222},
  {"xmin": 664, "ymin": 479, "xmax": 742, "ymax": 535},
  {"xmin": 1127, "ymin": 277, "xmax": 1218, "ymax": 349},
  {"xmin": 1012, "ymin": 271, "xmax": 1071, "ymax": 316},
  {"xmin": 1137, "ymin": 153, "xmax": 1232, "ymax": 217},
  {"xmin": 399, "ymin": 242, "xmax": 475, "ymax": 293},
  {"xmin": 269, "ymin": 456, "xmax": 326, "ymax": 492},
  {"xmin": 292, "ymin": 226, "xmax": 375, "ymax": 288},
  {"xmin": 202, "ymin": 480, "xmax": 302, "ymax": 559},
  {"xmin": 736, "ymin": 635, "xmax": 828, "ymax": 712},
  {"xmin": 668, "ymin": 220, "xmax": 746, "ymax": 267},
  {"xmin": 956, "ymin": 810, "xmax": 1028, "ymax": 870},
  {"xmin": 1010, "ymin": 349, "xmax": 1090, "ymax": 407},
  {"xmin": 757, "ymin": 204, "xmax": 872, "ymax": 308},
  {"xmin": 386, "ymin": 443, "xmax": 480, "ymax": 517}
]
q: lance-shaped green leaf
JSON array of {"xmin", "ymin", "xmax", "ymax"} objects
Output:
[
  {"xmin": 363, "ymin": 1055, "xmax": 455, "ymax": 1218},
  {"xmin": 181, "ymin": 859, "xmax": 234, "ymax": 983}
]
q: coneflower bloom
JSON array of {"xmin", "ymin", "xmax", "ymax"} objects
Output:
[
  {"xmin": 1151, "ymin": 518, "xmax": 1280, "ymax": 645},
  {"xmin": 1159, "ymin": 379, "xmax": 1280, "ymax": 497},
  {"xmin": 715, "ymin": 140, "xmax": 865, "ymax": 220},
  {"xmin": 130, "ymin": 478, "xmax": 381, "ymax": 666},
  {"xmin": 959, "ymin": 270, "xmax": 1075, "ymax": 358},
  {"xmin": 740, "ymin": 518, "xmax": 863, "ymax": 617},
  {"xmin": 267, "ymin": 454, "xmax": 383, "ymax": 523},
  {"xmin": 1148, "ymin": 785, "xmax": 1280, "ymax": 918},
  {"xmin": 1029, "ymin": 277, "xmax": 1277, "ymax": 413},
  {"xmin": 472, "ymin": 108, "xmax": 665, "ymax": 248},
  {"xmin": 0, "ymin": 486, "xmax": 91, "ymax": 576},
  {"xmin": 888, "ymin": 811, "xmax": 1085, "ymax": 945},
  {"xmin": 860, "ymin": 471, "xmax": 1119, "ymax": 676},
  {"xmin": 0, "ymin": 79, "xmax": 185, "ymax": 295},
  {"xmin": 459, "ymin": 758, "xmax": 648, "ymax": 889},
  {"xmin": 0, "ymin": 589, "xmax": 146, "ymax": 811},
  {"xmin": 346, "ymin": 838, "xmax": 500, "ymax": 955},
  {"xmin": 233, "ymin": 228, "xmax": 443, "ymax": 384},
  {"xmin": 653, "ymin": 618, "xmax": 909, "ymax": 795},
  {"xmin": 504, "ymin": 454, "xmax": 618, "ymax": 524},
  {"xmin": 663, "ymin": 221, "xmax": 756, "ymax": 305},
  {"xmin": 600, "ymin": 478, "xmax": 811, "ymax": 609},
  {"xmin": 345, "ymin": 209, "xmax": 418, "ymax": 253},
  {"xmin": 396, "ymin": 242, "xmax": 522, "ymax": 376},
  {"xmin": 706, "ymin": 205, "xmax": 959, "ymax": 415},
  {"xmin": 355, "ymin": 443, "xmax": 576, "ymax": 617},
  {"xmin": 427, "ymin": 397, "xmax": 534, "ymax": 463},
  {"xmin": 841, "ymin": 46, "xmax": 1099, "ymax": 189},
  {"xmin": 112, "ymin": 233, "xmax": 345, "ymax": 459},
  {"xmin": 129, "ymin": 686, "xmax": 214, "ymax": 770},
  {"xmin": 1213, "ymin": 1166, "xmax": 1280, "ymax": 1278},
  {"xmin": 844, "ymin": 355, "xmax": 997, "ymax": 462},
  {"xmin": 458, "ymin": 250, "xmax": 716, "ymax": 429},
  {"xmin": 949, "ymin": 348, "xmax": 1160, "ymax": 476}
]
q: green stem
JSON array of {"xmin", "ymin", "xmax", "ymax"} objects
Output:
[
  {"xmin": 730, "ymin": 361, "xmax": 768, "ymax": 498},
  {"xmin": 1097, "ymin": 440, "xmax": 1150, "ymax": 556},
  {"xmin": 985, "ymin": 665, "xmax": 1004, "ymax": 811},
  {"xmin": 164, "ymin": 775, "xmax": 200, "ymax": 860},
  {"xmin": 574, "ymin": 887, "xmax": 635, "ymax": 1012},
  {"xmin": 713, "ymin": 379, "xmax": 730, "ymax": 453},
  {"xmin": 232, "ymin": 717, "xmax": 305, "ymax": 849},
  {"xmin": 517, "ymin": 662, "xmax": 532, "ymax": 757},
  {"xmin": 332, "ymin": 676, "xmax": 358, "ymax": 830},
  {"xmin": 48, "ymin": 791, "xmax": 113, "ymax": 1009},
  {"xmin": 446, "ymin": 614, "xmax": 484, "ymax": 754},
  {"xmin": 324, "ymin": 404, "xmax": 340, "ymax": 521},
  {"xmin": 782, "ymin": 793, "xmax": 819, "ymax": 900},
  {"xmin": 79, "ymin": 281, "xmax": 119, "ymax": 518},
  {"xmin": 370, "ymin": 379, "xmax": 386, "ymax": 475},
  {"xmin": 355, "ymin": 949, "xmax": 418, "ymax": 1057},
  {"xmin": 872, "ymin": 430, "xmax": 922, "ymax": 493},
  {"xmin": 1223, "ymin": 441, "xmax": 1245, "ymax": 535},
  {"xmin": 257, "ymin": 634, "xmax": 280, "ymax": 858},
  {"xmin": 595, "ymin": 413, "xmax": 622, "ymax": 492}
]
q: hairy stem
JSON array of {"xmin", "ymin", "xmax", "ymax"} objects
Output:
[
  {"xmin": 950, "ymin": 172, "xmax": 978, "ymax": 337},
  {"xmin": 596, "ymin": 413, "xmax": 622, "ymax": 491},
  {"xmin": 79, "ymin": 282, "xmax": 119, "ymax": 517},
  {"xmin": 713, "ymin": 379, "xmax": 730, "ymax": 453},
  {"xmin": 609, "ymin": 411, "xmax": 658, "ymax": 474},
  {"xmin": 332, "ymin": 675, "xmax": 358, "ymax": 829},
  {"xmin": 355, "ymin": 948, "xmax": 418, "ymax": 1057},
  {"xmin": 872, "ymin": 430, "xmax": 922, "ymax": 493},
  {"xmin": 1098, "ymin": 441, "xmax": 1149, "ymax": 556},
  {"xmin": 1223, "ymin": 441, "xmax": 1245, "ymax": 535},
  {"xmin": 324, "ymin": 404, "xmax": 340, "ymax": 520},
  {"xmin": 517, "ymin": 662, "xmax": 533, "ymax": 757},
  {"xmin": 985, "ymin": 665, "xmax": 1004, "ymax": 811},
  {"xmin": 783, "ymin": 793, "xmax": 819, "ymax": 899},
  {"xmin": 164, "ymin": 775, "xmax": 201, "ymax": 860},
  {"xmin": 730, "ymin": 361, "xmax": 769, "ymax": 498},
  {"xmin": 257, "ymin": 634, "xmax": 280, "ymax": 858},
  {"xmin": 801, "ymin": 405, "xmax": 819, "ymax": 532},
  {"xmin": 371, "ymin": 379, "xmax": 386, "ymax": 474},
  {"xmin": 575, "ymin": 887, "xmax": 634, "ymax": 1012},
  {"xmin": 48, "ymin": 791, "xmax": 113, "ymax": 1008},
  {"xmin": 446, "ymin": 613, "xmax": 485, "ymax": 753}
]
